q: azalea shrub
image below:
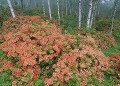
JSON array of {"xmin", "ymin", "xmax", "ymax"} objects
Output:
[
  {"xmin": 75, "ymin": 28, "xmax": 116, "ymax": 50},
  {"xmin": 0, "ymin": 16, "xmax": 114, "ymax": 86},
  {"xmin": 109, "ymin": 52, "xmax": 120, "ymax": 72},
  {"xmin": 91, "ymin": 31, "xmax": 116, "ymax": 49},
  {"xmin": 109, "ymin": 52, "xmax": 120, "ymax": 84}
]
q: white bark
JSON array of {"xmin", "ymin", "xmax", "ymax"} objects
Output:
[
  {"xmin": 86, "ymin": 0, "xmax": 93, "ymax": 29},
  {"xmin": 110, "ymin": 0, "xmax": 118, "ymax": 34},
  {"xmin": 66, "ymin": 0, "xmax": 67, "ymax": 16},
  {"xmin": 48, "ymin": 0, "xmax": 51, "ymax": 20},
  {"xmin": 90, "ymin": 0, "xmax": 98, "ymax": 28},
  {"xmin": 7, "ymin": 0, "xmax": 16, "ymax": 18},
  {"xmin": 57, "ymin": 0, "xmax": 60, "ymax": 25},
  {"xmin": 42, "ymin": 0, "xmax": 45, "ymax": 15},
  {"xmin": 78, "ymin": 0, "xmax": 82, "ymax": 29}
]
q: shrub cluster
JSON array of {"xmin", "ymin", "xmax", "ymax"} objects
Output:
[
  {"xmin": 109, "ymin": 52, "xmax": 120, "ymax": 84},
  {"xmin": 109, "ymin": 52, "xmax": 120, "ymax": 72},
  {"xmin": 0, "ymin": 16, "xmax": 113, "ymax": 86},
  {"xmin": 75, "ymin": 28, "xmax": 116, "ymax": 50},
  {"xmin": 91, "ymin": 31, "xmax": 116, "ymax": 49}
]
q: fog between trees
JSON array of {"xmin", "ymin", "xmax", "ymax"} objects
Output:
[{"xmin": 1, "ymin": 0, "xmax": 120, "ymax": 34}]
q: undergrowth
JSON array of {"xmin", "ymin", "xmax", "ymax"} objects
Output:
[{"xmin": 0, "ymin": 6, "xmax": 120, "ymax": 86}]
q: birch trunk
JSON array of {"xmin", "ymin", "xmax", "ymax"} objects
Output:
[
  {"xmin": 78, "ymin": 0, "xmax": 82, "ymax": 29},
  {"xmin": 66, "ymin": 0, "xmax": 67, "ymax": 16},
  {"xmin": 90, "ymin": 0, "xmax": 98, "ymax": 28},
  {"xmin": 7, "ymin": 0, "xmax": 16, "ymax": 18},
  {"xmin": 86, "ymin": 0, "xmax": 93, "ymax": 29},
  {"xmin": 57, "ymin": 0, "xmax": 60, "ymax": 25},
  {"xmin": 48, "ymin": 0, "xmax": 51, "ymax": 20},
  {"xmin": 110, "ymin": 0, "xmax": 118, "ymax": 34},
  {"xmin": 42, "ymin": 0, "xmax": 45, "ymax": 15}
]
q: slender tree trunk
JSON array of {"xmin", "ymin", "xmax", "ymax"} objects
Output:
[
  {"xmin": 48, "ymin": 0, "xmax": 51, "ymax": 20},
  {"xmin": 57, "ymin": 0, "xmax": 60, "ymax": 25},
  {"xmin": 7, "ymin": 0, "xmax": 16, "ymax": 18},
  {"xmin": 86, "ymin": 0, "xmax": 93, "ymax": 29},
  {"xmin": 90, "ymin": 0, "xmax": 98, "ymax": 28},
  {"xmin": 78, "ymin": 0, "xmax": 82, "ymax": 29},
  {"xmin": 110, "ymin": 0, "xmax": 118, "ymax": 34},
  {"xmin": 66, "ymin": 0, "xmax": 67, "ymax": 16},
  {"xmin": 42, "ymin": 0, "xmax": 45, "ymax": 15}
]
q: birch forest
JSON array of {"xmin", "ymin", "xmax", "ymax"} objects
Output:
[{"xmin": 0, "ymin": 0, "xmax": 120, "ymax": 86}]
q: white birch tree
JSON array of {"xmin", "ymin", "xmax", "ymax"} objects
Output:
[
  {"xmin": 48, "ymin": 0, "xmax": 51, "ymax": 20},
  {"xmin": 57, "ymin": 0, "xmax": 60, "ymax": 25},
  {"xmin": 90, "ymin": 0, "xmax": 98, "ymax": 28},
  {"xmin": 78, "ymin": 0, "xmax": 82, "ymax": 29},
  {"xmin": 7, "ymin": 0, "xmax": 16, "ymax": 18},
  {"xmin": 110, "ymin": 0, "xmax": 118, "ymax": 34},
  {"xmin": 42, "ymin": 0, "xmax": 45, "ymax": 15},
  {"xmin": 86, "ymin": 0, "xmax": 93, "ymax": 29}
]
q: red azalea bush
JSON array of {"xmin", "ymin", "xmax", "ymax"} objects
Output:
[
  {"xmin": 0, "ymin": 16, "xmax": 113, "ymax": 86},
  {"xmin": 75, "ymin": 28, "xmax": 116, "ymax": 50},
  {"xmin": 91, "ymin": 31, "xmax": 116, "ymax": 49},
  {"xmin": 109, "ymin": 52, "xmax": 120, "ymax": 73},
  {"xmin": 109, "ymin": 52, "xmax": 120, "ymax": 84}
]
